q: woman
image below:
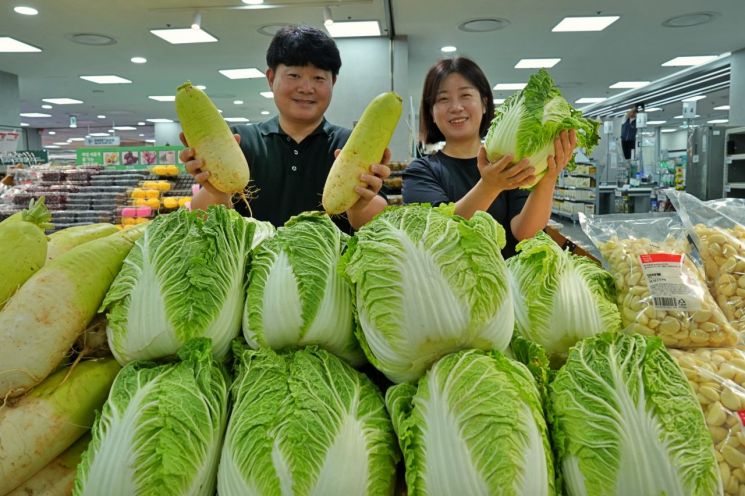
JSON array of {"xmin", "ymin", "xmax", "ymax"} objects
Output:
[{"xmin": 403, "ymin": 57, "xmax": 576, "ymax": 258}]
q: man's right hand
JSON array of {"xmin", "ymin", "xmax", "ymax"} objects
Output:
[{"xmin": 179, "ymin": 132, "xmax": 241, "ymax": 197}]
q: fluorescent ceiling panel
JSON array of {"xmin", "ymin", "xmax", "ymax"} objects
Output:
[
  {"xmin": 146, "ymin": 118, "xmax": 173, "ymax": 123},
  {"xmin": 515, "ymin": 58, "xmax": 561, "ymax": 69},
  {"xmin": 662, "ymin": 56, "xmax": 718, "ymax": 67},
  {"xmin": 609, "ymin": 81, "xmax": 649, "ymax": 89},
  {"xmin": 80, "ymin": 75, "xmax": 132, "ymax": 84},
  {"xmin": 148, "ymin": 95, "xmax": 176, "ymax": 102},
  {"xmin": 682, "ymin": 95, "xmax": 706, "ymax": 102},
  {"xmin": 493, "ymin": 83, "xmax": 526, "ymax": 90},
  {"xmin": 714, "ymin": 105, "xmax": 730, "ymax": 111},
  {"xmin": 575, "ymin": 97, "xmax": 607, "ymax": 104},
  {"xmin": 113, "ymin": 126, "xmax": 137, "ymax": 130},
  {"xmin": 552, "ymin": 16, "xmax": 619, "ymax": 32},
  {"xmin": 326, "ymin": 20, "xmax": 381, "ymax": 38},
  {"xmin": 260, "ymin": 91, "xmax": 274, "ymax": 99},
  {"xmin": 224, "ymin": 117, "xmax": 250, "ymax": 122},
  {"xmin": 219, "ymin": 68, "xmax": 265, "ymax": 79},
  {"xmin": 150, "ymin": 28, "xmax": 218, "ymax": 44},
  {"xmin": 42, "ymin": 98, "xmax": 83, "ymax": 104},
  {"xmin": 20, "ymin": 112, "xmax": 51, "ymax": 118},
  {"xmin": 0, "ymin": 36, "xmax": 41, "ymax": 52}
]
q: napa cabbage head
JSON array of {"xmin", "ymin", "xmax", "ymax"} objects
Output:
[
  {"xmin": 342, "ymin": 204, "xmax": 514, "ymax": 383},
  {"xmin": 485, "ymin": 69, "xmax": 600, "ymax": 189},
  {"xmin": 217, "ymin": 345, "xmax": 399, "ymax": 496},
  {"xmin": 386, "ymin": 349, "xmax": 555, "ymax": 496},
  {"xmin": 550, "ymin": 332, "xmax": 721, "ymax": 496},
  {"xmin": 507, "ymin": 232, "xmax": 621, "ymax": 365},
  {"xmin": 73, "ymin": 338, "xmax": 229, "ymax": 496},
  {"xmin": 243, "ymin": 212, "xmax": 362, "ymax": 365},
  {"xmin": 102, "ymin": 206, "xmax": 255, "ymax": 364}
]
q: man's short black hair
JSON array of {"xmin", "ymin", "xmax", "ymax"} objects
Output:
[{"xmin": 266, "ymin": 25, "xmax": 341, "ymax": 76}]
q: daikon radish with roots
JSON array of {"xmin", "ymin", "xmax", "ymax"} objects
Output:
[
  {"xmin": 47, "ymin": 223, "xmax": 119, "ymax": 262},
  {"xmin": 0, "ymin": 225, "xmax": 144, "ymax": 399},
  {"xmin": 175, "ymin": 81, "xmax": 250, "ymax": 194},
  {"xmin": 0, "ymin": 197, "xmax": 51, "ymax": 309},
  {"xmin": 322, "ymin": 91, "xmax": 402, "ymax": 214},
  {"xmin": 0, "ymin": 359, "xmax": 119, "ymax": 494}
]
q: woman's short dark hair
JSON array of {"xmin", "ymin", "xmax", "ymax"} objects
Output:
[
  {"xmin": 419, "ymin": 57, "xmax": 494, "ymax": 144},
  {"xmin": 266, "ymin": 25, "xmax": 341, "ymax": 76}
]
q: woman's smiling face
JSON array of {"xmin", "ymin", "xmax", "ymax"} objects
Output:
[{"xmin": 432, "ymin": 72, "xmax": 486, "ymax": 144}]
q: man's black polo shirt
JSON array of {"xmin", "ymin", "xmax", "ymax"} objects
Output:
[{"xmin": 231, "ymin": 117, "xmax": 352, "ymax": 233}]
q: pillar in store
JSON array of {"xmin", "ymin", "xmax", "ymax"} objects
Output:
[
  {"xmin": 731, "ymin": 48, "xmax": 745, "ymax": 127},
  {"xmin": 0, "ymin": 70, "xmax": 20, "ymax": 128}
]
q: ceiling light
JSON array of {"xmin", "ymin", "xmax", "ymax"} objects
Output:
[
  {"xmin": 45, "ymin": 145, "xmax": 59, "ymax": 149},
  {"xmin": 662, "ymin": 55, "xmax": 718, "ymax": 67},
  {"xmin": 647, "ymin": 120, "xmax": 667, "ymax": 125},
  {"xmin": 43, "ymin": 98, "xmax": 83, "ymax": 105},
  {"xmin": 242, "ymin": 0, "xmax": 264, "ymax": 4},
  {"xmin": 107, "ymin": 129, "xmax": 115, "ymax": 132},
  {"xmin": 458, "ymin": 17, "xmax": 510, "ymax": 32},
  {"xmin": 145, "ymin": 139, "xmax": 156, "ymax": 143},
  {"xmin": 195, "ymin": 85, "xmax": 206, "ymax": 90},
  {"xmin": 323, "ymin": 6, "xmax": 334, "ymax": 28},
  {"xmin": 48, "ymin": 131, "xmax": 55, "ymax": 135},
  {"xmin": 139, "ymin": 133, "xmax": 145, "ymax": 137},
  {"xmin": 41, "ymin": 104, "xmax": 52, "ymax": 109},
  {"xmin": 53, "ymin": 142, "xmax": 70, "ymax": 146},
  {"xmin": 233, "ymin": 100, "xmax": 244, "ymax": 105},
  {"xmin": 97, "ymin": 114, "xmax": 106, "ymax": 119},
  {"xmin": 191, "ymin": 11, "xmax": 202, "ymax": 30},
  {"xmin": 67, "ymin": 138, "xmax": 85, "ymax": 141},
  {"xmin": 0, "ymin": 36, "xmax": 41, "ymax": 52},
  {"xmin": 261, "ymin": 110, "xmax": 270, "ymax": 115},
  {"xmin": 646, "ymin": 107, "xmax": 663, "ymax": 112},
  {"xmin": 662, "ymin": 12, "xmax": 719, "ymax": 28},
  {"xmin": 137, "ymin": 121, "xmax": 146, "ymax": 125},
  {"xmin": 148, "ymin": 95, "xmax": 175, "ymax": 102},
  {"xmin": 20, "ymin": 112, "xmax": 51, "ymax": 117},
  {"xmin": 714, "ymin": 105, "xmax": 730, "ymax": 111},
  {"xmin": 493, "ymin": 99, "xmax": 506, "ymax": 104},
  {"xmin": 609, "ymin": 81, "xmax": 649, "ymax": 89},
  {"xmin": 146, "ymin": 118, "xmax": 173, "ymax": 123},
  {"xmin": 150, "ymin": 28, "xmax": 217, "ymax": 45},
  {"xmin": 552, "ymin": 16, "xmax": 619, "ymax": 32},
  {"xmin": 493, "ymin": 83, "xmax": 526, "ymax": 90},
  {"xmin": 682, "ymin": 95, "xmax": 706, "ymax": 102},
  {"xmin": 80, "ymin": 75, "xmax": 132, "ymax": 84},
  {"xmin": 515, "ymin": 58, "xmax": 561, "ymax": 69},
  {"xmin": 674, "ymin": 114, "xmax": 700, "ymax": 119},
  {"xmin": 14, "ymin": 6, "xmax": 38, "ymax": 15},
  {"xmin": 325, "ymin": 20, "xmax": 381, "ymax": 38},
  {"xmin": 113, "ymin": 126, "xmax": 137, "ymax": 130},
  {"xmin": 708, "ymin": 119, "xmax": 729, "ymax": 124},
  {"xmin": 88, "ymin": 132, "xmax": 110, "ymax": 137},
  {"xmin": 441, "ymin": 46, "xmax": 457, "ymax": 53},
  {"xmin": 224, "ymin": 117, "xmax": 250, "ymax": 122},
  {"xmin": 131, "ymin": 56, "xmax": 147, "ymax": 64},
  {"xmin": 575, "ymin": 97, "xmax": 607, "ymax": 104},
  {"xmin": 68, "ymin": 33, "xmax": 116, "ymax": 46},
  {"xmin": 260, "ymin": 91, "xmax": 274, "ymax": 98},
  {"xmin": 20, "ymin": 122, "xmax": 29, "ymax": 127},
  {"xmin": 661, "ymin": 128, "xmax": 678, "ymax": 133},
  {"xmin": 219, "ymin": 67, "xmax": 265, "ymax": 79}
]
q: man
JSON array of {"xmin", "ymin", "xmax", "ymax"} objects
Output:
[{"xmin": 180, "ymin": 25, "xmax": 390, "ymax": 231}]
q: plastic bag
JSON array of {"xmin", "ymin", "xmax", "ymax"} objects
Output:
[
  {"xmin": 579, "ymin": 212, "xmax": 737, "ymax": 348},
  {"xmin": 670, "ymin": 348, "xmax": 745, "ymax": 495},
  {"xmin": 667, "ymin": 190, "xmax": 745, "ymax": 333}
]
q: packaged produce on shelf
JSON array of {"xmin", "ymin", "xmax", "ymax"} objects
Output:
[
  {"xmin": 507, "ymin": 231, "xmax": 622, "ymax": 365},
  {"xmin": 580, "ymin": 213, "xmax": 737, "ymax": 348},
  {"xmin": 244, "ymin": 212, "xmax": 363, "ymax": 365},
  {"xmin": 217, "ymin": 345, "xmax": 398, "ymax": 496},
  {"xmin": 102, "ymin": 206, "xmax": 255, "ymax": 364},
  {"xmin": 550, "ymin": 332, "xmax": 722, "ymax": 496},
  {"xmin": 669, "ymin": 348, "xmax": 745, "ymax": 496},
  {"xmin": 73, "ymin": 339, "xmax": 228, "ymax": 496},
  {"xmin": 387, "ymin": 349, "xmax": 555, "ymax": 496},
  {"xmin": 667, "ymin": 190, "xmax": 745, "ymax": 334},
  {"xmin": 0, "ymin": 224, "xmax": 145, "ymax": 398},
  {"xmin": 342, "ymin": 203, "xmax": 515, "ymax": 383},
  {"xmin": 150, "ymin": 164, "xmax": 180, "ymax": 177},
  {"xmin": 0, "ymin": 359, "xmax": 120, "ymax": 495},
  {"xmin": 0, "ymin": 197, "xmax": 51, "ymax": 310}
]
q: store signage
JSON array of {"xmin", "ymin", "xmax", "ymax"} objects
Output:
[
  {"xmin": 682, "ymin": 101, "xmax": 697, "ymax": 118},
  {"xmin": 85, "ymin": 136, "xmax": 121, "ymax": 146}
]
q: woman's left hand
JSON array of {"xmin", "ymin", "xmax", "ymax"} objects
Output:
[{"xmin": 543, "ymin": 129, "xmax": 578, "ymax": 182}]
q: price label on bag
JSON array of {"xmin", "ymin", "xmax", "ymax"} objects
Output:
[{"xmin": 639, "ymin": 253, "xmax": 701, "ymax": 311}]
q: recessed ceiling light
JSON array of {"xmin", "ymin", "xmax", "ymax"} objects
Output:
[
  {"xmin": 131, "ymin": 56, "xmax": 147, "ymax": 64},
  {"xmin": 662, "ymin": 55, "xmax": 718, "ymax": 67},
  {"xmin": 233, "ymin": 100, "xmax": 244, "ymax": 105},
  {"xmin": 42, "ymin": 98, "xmax": 83, "ymax": 105},
  {"xmin": 20, "ymin": 122, "xmax": 29, "ymax": 126},
  {"xmin": 224, "ymin": 117, "xmax": 250, "ymax": 122},
  {"xmin": 552, "ymin": 16, "xmax": 619, "ymax": 32},
  {"xmin": 440, "ymin": 46, "xmax": 457, "ymax": 53},
  {"xmin": 20, "ymin": 112, "xmax": 51, "ymax": 117},
  {"xmin": 609, "ymin": 81, "xmax": 649, "ymax": 89},
  {"xmin": 137, "ymin": 121, "xmax": 146, "ymax": 126},
  {"xmin": 150, "ymin": 28, "xmax": 218, "ymax": 45},
  {"xmin": 80, "ymin": 75, "xmax": 132, "ymax": 84},
  {"xmin": 575, "ymin": 97, "xmax": 607, "ymax": 104},
  {"xmin": 148, "ymin": 95, "xmax": 175, "ymax": 102},
  {"xmin": 146, "ymin": 118, "xmax": 173, "ymax": 123},
  {"xmin": 48, "ymin": 131, "xmax": 55, "ymax": 135},
  {"xmin": 682, "ymin": 95, "xmax": 706, "ymax": 102},
  {"xmin": 97, "ymin": 114, "xmax": 106, "ymax": 119},
  {"xmin": 515, "ymin": 58, "xmax": 561, "ymax": 69},
  {"xmin": 645, "ymin": 107, "xmax": 663, "ymax": 112},
  {"xmin": 260, "ymin": 91, "xmax": 274, "ymax": 99},
  {"xmin": 41, "ymin": 104, "xmax": 52, "ymax": 109},
  {"xmin": 493, "ymin": 99, "xmax": 506, "ymax": 104},
  {"xmin": 14, "ymin": 6, "xmax": 38, "ymax": 15},
  {"xmin": 88, "ymin": 132, "xmax": 110, "ymax": 137},
  {"xmin": 325, "ymin": 20, "xmax": 381, "ymax": 38},
  {"xmin": 195, "ymin": 85, "xmax": 206, "ymax": 90},
  {"xmin": 714, "ymin": 105, "xmax": 730, "ymax": 111},
  {"xmin": 708, "ymin": 119, "xmax": 729, "ymax": 124},
  {"xmin": 0, "ymin": 36, "xmax": 41, "ymax": 52},
  {"xmin": 219, "ymin": 68, "xmax": 265, "ymax": 79},
  {"xmin": 458, "ymin": 17, "xmax": 510, "ymax": 32},
  {"xmin": 662, "ymin": 12, "xmax": 719, "ymax": 28},
  {"xmin": 661, "ymin": 128, "xmax": 678, "ymax": 133},
  {"xmin": 646, "ymin": 120, "xmax": 667, "ymax": 125},
  {"xmin": 261, "ymin": 110, "xmax": 271, "ymax": 115},
  {"xmin": 68, "ymin": 33, "xmax": 116, "ymax": 46},
  {"xmin": 493, "ymin": 83, "xmax": 526, "ymax": 90},
  {"xmin": 114, "ymin": 126, "xmax": 137, "ymax": 130}
]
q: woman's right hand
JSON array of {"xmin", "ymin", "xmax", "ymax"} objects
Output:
[
  {"xmin": 179, "ymin": 132, "xmax": 240, "ymax": 197},
  {"xmin": 477, "ymin": 145, "xmax": 535, "ymax": 193}
]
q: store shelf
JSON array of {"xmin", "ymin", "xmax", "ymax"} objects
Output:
[{"xmin": 554, "ymin": 196, "xmax": 594, "ymax": 203}]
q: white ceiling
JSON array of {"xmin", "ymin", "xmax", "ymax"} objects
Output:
[{"xmin": 1, "ymin": 0, "xmax": 744, "ymax": 148}]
